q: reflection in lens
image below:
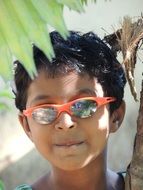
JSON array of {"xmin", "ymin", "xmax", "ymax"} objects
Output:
[
  {"xmin": 71, "ymin": 100, "xmax": 97, "ymax": 118},
  {"xmin": 32, "ymin": 107, "xmax": 57, "ymax": 124}
]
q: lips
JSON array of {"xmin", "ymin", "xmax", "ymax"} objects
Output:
[
  {"xmin": 53, "ymin": 140, "xmax": 86, "ymax": 155},
  {"xmin": 55, "ymin": 141, "xmax": 84, "ymax": 147}
]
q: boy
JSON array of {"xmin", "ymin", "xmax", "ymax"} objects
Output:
[{"xmin": 14, "ymin": 31, "xmax": 126, "ymax": 190}]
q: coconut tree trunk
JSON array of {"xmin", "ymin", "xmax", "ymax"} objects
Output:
[
  {"xmin": 103, "ymin": 16, "xmax": 143, "ymax": 190},
  {"xmin": 125, "ymin": 80, "xmax": 143, "ymax": 190}
]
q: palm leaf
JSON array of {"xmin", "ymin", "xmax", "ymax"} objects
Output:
[
  {"xmin": 0, "ymin": 30, "xmax": 12, "ymax": 80},
  {"xmin": 0, "ymin": 88, "xmax": 13, "ymax": 98},
  {"xmin": 9, "ymin": 0, "xmax": 55, "ymax": 62},
  {"xmin": 81, "ymin": 0, "xmax": 96, "ymax": 5},
  {"xmin": 57, "ymin": 0, "xmax": 84, "ymax": 12},
  {"xmin": 0, "ymin": 179, "xmax": 4, "ymax": 190},
  {"xmin": 0, "ymin": 0, "xmax": 91, "ymax": 80},
  {"xmin": 0, "ymin": 0, "xmax": 37, "ymax": 79},
  {"xmin": 31, "ymin": 0, "xmax": 68, "ymax": 39}
]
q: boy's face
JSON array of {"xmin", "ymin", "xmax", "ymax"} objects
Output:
[{"xmin": 20, "ymin": 70, "xmax": 114, "ymax": 171}]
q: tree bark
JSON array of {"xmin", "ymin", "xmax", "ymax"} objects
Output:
[
  {"xmin": 125, "ymin": 80, "xmax": 143, "ymax": 190},
  {"xmin": 103, "ymin": 17, "xmax": 143, "ymax": 189}
]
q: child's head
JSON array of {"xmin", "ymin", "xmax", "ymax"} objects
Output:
[
  {"xmin": 14, "ymin": 31, "xmax": 126, "ymax": 114},
  {"xmin": 13, "ymin": 31, "xmax": 126, "ymax": 170}
]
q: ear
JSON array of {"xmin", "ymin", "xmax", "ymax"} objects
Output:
[
  {"xmin": 109, "ymin": 100, "xmax": 126, "ymax": 133},
  {"xmin": 18, "ymin": 112, "xmax": 33, "ymax": 142}
]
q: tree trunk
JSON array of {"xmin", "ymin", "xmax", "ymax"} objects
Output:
[
  {"xmin": 103, "ymin": 16, "xmax": 143, "ymax": 190},
  {"xmin": 125, "ymin": 80, "xmax": 143, "ymax": 190}
]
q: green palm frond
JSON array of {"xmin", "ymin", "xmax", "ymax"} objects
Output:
[
  {"xmin": 0, "ymin": 0, "xmax": 37, "ymax": 79},
  {"xmin": 81, "ymin": 0, "xmax": 96, "ymax": 5},
  {"xmin": 0, "ymin": 83, "xmax": 13, "ymax": 111},
  {"xmin": 0, "ymin": 179, "xmax": 4, "ymax": 190},
  {"xmin": 0, "ymin": 0, "xmax": 94, "ymax": 80},
  {"xmin": 0, "ymin": 88, "xmax": 13, "ymax": 98},
  {"xmin": 31, "ymin": 0, "xmax": 68, "ymax": 39},
  {"xmin": 57, "ymin": 0, "xmax": 84, "ymax": 12},
  {"xmin": 0, "ymin": 30, "xmax": 12, "ymax": 79}
]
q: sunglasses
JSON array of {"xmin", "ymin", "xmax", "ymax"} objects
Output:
[{"xmin": 23, "ymin": 96, "xmax": 116, "ymax": 125}]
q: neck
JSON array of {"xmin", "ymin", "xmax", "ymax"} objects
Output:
[{"xmin": 49, "ymin": 151, "xmax": 107, "ymax": 190}]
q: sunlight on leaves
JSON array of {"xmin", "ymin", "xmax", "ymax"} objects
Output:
[
  {"xmin": 0, "ymin": 0, "xmax": 91, "ymax": 80},
  {"xmin": 0, "ymin": 78, "xmax": 13, "ymax": 111},
  {"xmin": 57, "ymin": 0, "xmax": 84, "ymax": 12}
]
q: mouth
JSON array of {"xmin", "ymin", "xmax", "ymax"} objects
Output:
[
  {"xmin": 55, "ymin": 141, "xmax": 84, "ymax": 147},
  {"xmin": 53, "ymin": 140, "xmax": 86, "ymax": 156}
]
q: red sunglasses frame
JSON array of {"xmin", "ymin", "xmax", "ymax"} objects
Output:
[{"xmin": 23, "ymin": 96, "xmax": 116, "ymax": 118}]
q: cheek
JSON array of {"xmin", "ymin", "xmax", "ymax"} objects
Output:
[
  {"xmin": 98, "ymin": 113, "xmax": 110, "ymax": 136},
  {"xmin": 86, "ymin": 107, "xmax": 110, "ymax": 152},
  {"xmin": 88, "ymin": 127, "xmax": 109, "ymax": 161},
  {"xmin": 30, "ymin": 127, "xmax": 53, "ymax": 159},
  {"xmin": 27, "ymin": 119, "xmax": 52, "ymax": 145},
  {"xmin": 97, "ymin": 106, "xmax": 110, "ymax": 131}
]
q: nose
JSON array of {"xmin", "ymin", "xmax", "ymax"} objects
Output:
[{"xmin": 54, "ymin": 112, "xmax": 76, "ymax": 131}]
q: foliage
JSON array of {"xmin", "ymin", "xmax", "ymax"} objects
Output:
[
  {"xmin": 0, "ymin": 81, "xmax": 13, "ymax": 111},
  {"xmin": 0, "ymin": 180, "xmax": 4, "ymax": 190},
  {"xmin": 0, "ymin": 0, "xmax": 96, "ymax": 80}
]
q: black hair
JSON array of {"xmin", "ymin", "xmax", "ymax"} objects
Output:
[{"xmin": 13, "ymin": 31, "xmax": 126, "ymax": 113}]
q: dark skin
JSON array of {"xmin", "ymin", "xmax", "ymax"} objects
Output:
[
  {"xmin": 31, "ymin": 159, "xmax": 125, "ymax": 190},
  {"xmin": 19, "ymin": 70, "xmax": 125, "ymax": 190}
]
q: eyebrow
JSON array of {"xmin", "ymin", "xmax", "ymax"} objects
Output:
[
  {"xmin": 30, "ymin": 95, "xmax": 51, "ymax": 105},
  {"xmin": 30, "ymin": 88, "xmax": 97, "ymax": 105},
  {"xmin": 77, "ymin": 88, "xmax": 97, "ymax": 96}
]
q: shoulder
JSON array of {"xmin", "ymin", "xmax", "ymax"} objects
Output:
[
  {"xmin": 15, "ymin": 184, "xmax": 32, "ymax": 190},
  {"xmin": 117, "ymin": 171, "xmax": 126, "ymax": 179},
  {"xmin": 107, "ymin": 169, "xmax": 125, "ymax": 190}
]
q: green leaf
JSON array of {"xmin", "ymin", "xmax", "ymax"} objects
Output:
[
  {"xmin": 10, "ymin": 0, "xmax": 55, "ymax": 62},
  {"xmin": 31, "ymin": 0, "xmax": 69, "ymax": 39},
  {"xmin": 57, "ymin": 0, "xmax": 84, "ymax": 12},
  {"xmin": 0, "ymin": 0, "xmax": 95, "ymax": 82},
  {"xmin": 0, "ymin": 30, "xmax": 12, "ymax": 80},
  {"xmin": 0, "ymin": 89, "xmax": 13, "ymax": 99},
  {"xmin": 0, "ymin": 0, "xmax": 98, "ymax": 112},
  {"xmin": 0, "ymin": 0, "xmax": 37, "ymax": 79},
  {"xmin": 0, "ymin": 179, "xmax": 4, "ymax": 190},
  {"xmin": 0, "ymin": 102, "xmax": 10, "ymax": 111},
  {"xmin": 0, "ymin": 84, "xmax": 13, "ymax": 111},
  {"xmin": 81, "ymin": 0, "xmax": 96, "ymax": 5}
]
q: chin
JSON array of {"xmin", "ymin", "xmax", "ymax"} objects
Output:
[
  {"xmin": 55, "ymin": 162, "xmax": 86, "ymax": 171},
  {"xmin": 52, "ymin": 155, "xmax": 97, "ymax": 171}
]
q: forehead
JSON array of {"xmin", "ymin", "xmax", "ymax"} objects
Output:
[{"xmin": 26, "ymin": 71, "xmax": 104, "ymax": 106}]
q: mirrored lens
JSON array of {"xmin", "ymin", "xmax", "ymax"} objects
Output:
[
  {"xmin": 71, "ymin": 100, "xmax": 97, "ymax": 118},
  {"xmin": 32, "ymin": 107, "xmax": 57, "ymax": 124}
]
